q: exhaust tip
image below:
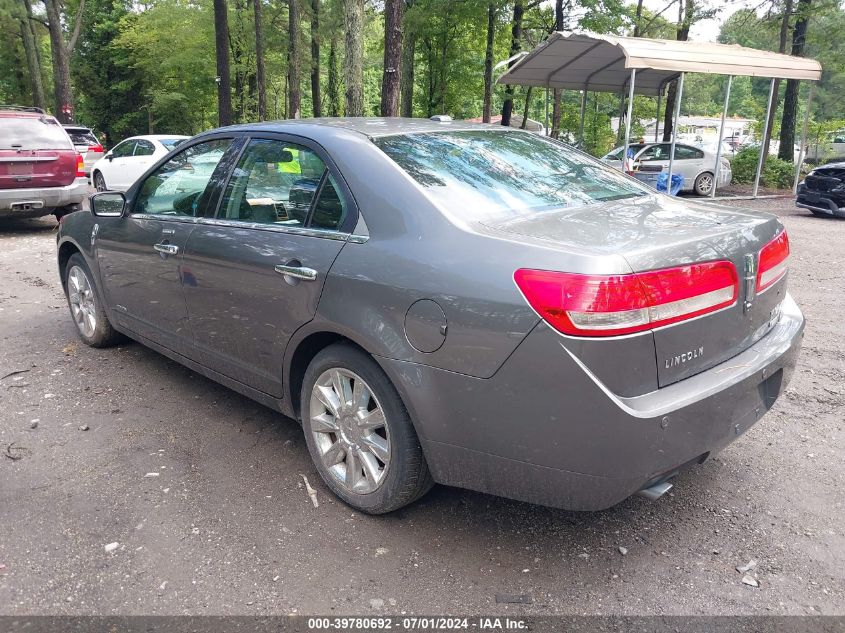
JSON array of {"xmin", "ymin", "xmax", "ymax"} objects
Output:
[{"xmin": 636, "ymin": 481, "xmax": 673, "ymax": 501}]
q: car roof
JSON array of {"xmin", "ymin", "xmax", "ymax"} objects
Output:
[{"xmin": 208, "ymin": 117, "xmax": 506, "ymax": 140}]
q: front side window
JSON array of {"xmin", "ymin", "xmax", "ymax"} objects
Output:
[
  {"xmin": 134, "ymin": 138, "xmax": 232, "ymax": 216},
  {"xmin": 217, "ymin": 139, "xmax": 344, "ymax": 227},
  {"xmin": 111, "ymin": 140, "xmax": 136, "ymax": 158},
  {"xmin": 374, "ymin": 130, "xmax": 647, "ymax": 220}
]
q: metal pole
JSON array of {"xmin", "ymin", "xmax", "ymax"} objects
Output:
[
  {"xmin": 711, "ymin": 75, "xmax": 733, "ymax": 198},
  {"xmin": 752, "ymin": 77, "xmax": 777, "ymax": 198},
  {"xmin": 623, "ymin": 69, "xmax": 637, "ymax": 173},
  {"xmin": 545, "ymin": 86, "xmax": 550, "ymax": 136},
  {"xmin": 666, "ymin": 73, "xmax": 685, "ymax": 195},
  {"xmin": 655, "ymin": 91, "xmax": 662, "ymax": 142},
  {"xmin": 578, "ymin": 89, "xmax": 587, "ymax": 146},
  {"xmin": 793, "ymin": 83, "xmax": 815, "ymax": 194}
]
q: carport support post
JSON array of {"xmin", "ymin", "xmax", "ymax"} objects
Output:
[
  {"xmin": 793, "ymin": 83, "xmax": 815, "ymax": 194},
  {"xmin": 752, "ymin": 77, "xmax": 777, "ymax": 198},
  {"xmin": 578, "ymin": 89, "xmax": 587, "ymax": 146},
  {"xmin": 545, "ymin": 86, "xmax": 550, "ymax": 136},
  {"xmin": 622, "ymin": 69, "xmax": 637, "ymax": 173},
  {"xmin": 655, "ymin": 91, "xmax": 662, "ymax": 141},
  {"xmin": 710, "ymin": 75, "xmax": 733, "ymax": 198},
  {"xmin": 666, "ymin": 72, "xmax": 685, "ymax": 194}
]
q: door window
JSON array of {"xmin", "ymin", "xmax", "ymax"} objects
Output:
[
  {"xmin": 134, "ymin": 139, "xmax": 156, "ymax": 156},
  {"xmin": 134, "ymin": 138, "xmax": 233, "ymax": 217},
  {"xmin": 309, "ymin": 174, "xmax": 348, "ymax": 231},
  {"xmin": 217, "ymin": 139, "xmax": 335, "ymax": 226},
  {"xmin": 111, "ymin": 140, "xmax": 136, "ymax": 158},
  {"xmin": 674, "ymin": 145, "xmax": 704, "ymax": 160}
]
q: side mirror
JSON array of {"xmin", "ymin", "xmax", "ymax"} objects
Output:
[
  {"xmin": 90, "ymin": 191, "xmax": 126, "ymax": 218},
  {"xmin": 106, "ymin": 151, "xmax": 114, "ymax": 161}
]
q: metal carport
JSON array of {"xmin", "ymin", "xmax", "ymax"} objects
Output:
[{"xmin": 497, "ymin": 31, "xmax": 823, "ymax": 198}]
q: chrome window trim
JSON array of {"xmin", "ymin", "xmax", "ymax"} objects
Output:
[{"xmin": 129, "ymin": 213, "xmax": 369, "ymax": 243}]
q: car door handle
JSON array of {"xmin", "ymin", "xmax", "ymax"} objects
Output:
[
  {"xmin": 154, "ymin": 243, "xmax": 179, "ymax": 255},
  {"xmin": 274, "ymin": 264, "xmax": 317, "ymax": 281}
]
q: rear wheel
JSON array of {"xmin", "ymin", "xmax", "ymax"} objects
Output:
[
  {"xmin": 693, "ymin": 172, "xmax": 715, "ymax": 196},
  {"xmin": 63, "ymin": 253, "xmax": 123, "ymax": 347},
  {"xmin": 300, "ymin": 343, "xmax": 433, "ymax": 514},
  {"xmin": 93, "ymin": 171, "xmax": 107, "ymax": 192}
]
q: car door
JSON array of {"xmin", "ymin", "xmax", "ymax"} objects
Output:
[
  {"xmin": 94, "ymin": 137, "xmax": 237, "ymax": 354},
  {"xmin": 103, "ymin": 139, "xmax": 136, "ymax": 189},
  {"xmin": 672, "ymin": 144, "xmax": 706, "ymax": 184},
  {"xmin": 126, "ymin": 139, "xmax": 159, "ymax": 188},
  {"xmin": 182, "ymin": 136, "xmax": 356, "ymax": 397}
]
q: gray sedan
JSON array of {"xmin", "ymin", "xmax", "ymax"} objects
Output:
[{"xmin": 56, "ymin": 118, "xmax": 803, "ymax": 514}]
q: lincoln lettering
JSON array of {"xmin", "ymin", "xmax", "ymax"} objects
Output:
[{"xmin": 665, "ymin": 346, "xmax": 705, "ymax": 369}]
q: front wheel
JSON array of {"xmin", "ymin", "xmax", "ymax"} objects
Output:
[
  {"xmin": 694, "ymin": 172, "xmax": 715, "ymax": 196},
  {"xmin": 63, "ymin": 253, "xmax": 124, "ymax": 347},
  {"xmin": 301, "ymin": 344, "xmax": 433, "ymax": 514},
  {"xmin": 93, "ymin": 172, "xmax": 107, "ymax": 192}
]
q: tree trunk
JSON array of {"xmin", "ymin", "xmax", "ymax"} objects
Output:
[
  {"xmin": 43, "ymin": 0, "xmax": 77, "ymax": 122},
  {"xmin": 380, "ymin": 0, "xmax": 402, "ymax": 116},
  {"xmin": 18, "ymin": 8, "xmax": 45, "ymax": 110},
  {"xmin": 288, "ymin": 0, "xmax": 302, "ymax": 118},
  {"xmin": 779, "ymin": 0, "xmax": 810, "ymax": 162},
  {"xmin": 399, "ymin": 1, "xmax": 415, "ymax": 118},
  {"xmin": 344, "ymin": 0, "xmax": 364, "ymax": 116},
  {"xmin": 482, "ymin": 2, "xmax": 495, "ymax": 122},
  {"xmin": 661, "ymin": 0, "xmax": 691, "ymax": 141},
  {"xmin": 310, "ymin": 0, "xmax": 321, "ymax": 117},
  {"xmin": 327, "ymin": 34, "xmax": 341, "ymax": 116},
  {"xmin": 253, "ymin": 0, "xmax": 267, "ymax": 120},
  {"xmin": 500, "ymin": 0, "xmax": 523, "ymax": 127},
  {"xmin": 520, "ymin": 87, "xmax": 532, "ymax": 128},
  {"xmin": 213, "ymin": 0, "xmax": 233, "ymax": 125},
  {"xmin": 633, "ymin": 0, "xmax": 644, "ymax": 36}
]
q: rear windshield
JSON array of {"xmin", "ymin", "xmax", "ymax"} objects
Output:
[
  {"xmin": 65, "ymin": 129, "xmax": 98, "ymax": 146},
  {"xmin": 159, "ymin": 138, "xmax": 186, "ymax": 150},
  {"xmin": 374, "ymin": 130, "xmax": 647, "ymax": 220},
  {"xmin": 1, "ymin": 116, "xmax": 74, "ymax": 150}
]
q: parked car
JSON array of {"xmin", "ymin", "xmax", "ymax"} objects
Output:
[
  {"xmin": 91, "ymin": 134, "xmax": 189, "ymax": 192},
  {"xmin": 696, "ymin": 140, "xmax": 736, "ymax": 160},
  {"xmin": 796, "ymin": 161, "xmax": 845, "ymax": 218},
  {"xmin": 57, "ymin": 119, "xmax": 803, "ymax": 514},
  {"xmin": 602, "ymin": 142, "xmax": 732, "ymax": 195},
  {"xmin": 1, "ymin": 106, "xmax": 88, "ymax": 220},
  {"xmin": 803, "ymin": 131, "xmax": 845, "ymax": 164},
  {"xmin": 63, "ymin": 124, "xmax": 104, "ymax": 176}
]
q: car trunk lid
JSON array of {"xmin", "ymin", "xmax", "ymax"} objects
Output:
[
  {"xmin": 0, "ymin": 149, "xmax": 77, "ymax": 189},
  {"xmin": 487, "ymin": 194, "xmax": 788, "ymax": 387}
]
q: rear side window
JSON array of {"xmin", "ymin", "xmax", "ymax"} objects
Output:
[
  {"xmin": 0, "ymin": 116, "xmax": 73, "ymax": 150},
  {"xmin": 134, "ymin": 140, "xmax": 155, "ymax": 156},
  {"xmin": 159, "ymin": 138, "xmax": 186, "ymax": 151},
  {"xmin": 374, "ymin": 130, "xmax": 647, "ymax": 220}
]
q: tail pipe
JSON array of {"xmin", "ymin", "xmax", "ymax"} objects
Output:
[{"xmin": 636, "ymin": 481, "xmax": 673, "ymax": 501}]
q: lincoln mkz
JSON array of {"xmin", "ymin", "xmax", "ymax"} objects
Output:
[{"xmin": 56, "ymin": 118, "xmax": 804, "ymax": 513}]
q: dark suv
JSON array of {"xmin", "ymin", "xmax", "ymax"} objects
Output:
[
  {"xmin": 1, "ymin": 107, "xmax": 89, "ymax": 220},
  {"xmin": 796, "ymin": 161, "xmax": 845, "ymax": 218}
]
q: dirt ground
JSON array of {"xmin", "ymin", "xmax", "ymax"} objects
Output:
[{"xmin": 0, "ymin": 197, "xmax": 843, "ymax": 617}]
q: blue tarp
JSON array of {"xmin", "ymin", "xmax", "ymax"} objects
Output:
[{"xmin": 656, "ymin": 173, "xmax": 684, "ymax": 196}]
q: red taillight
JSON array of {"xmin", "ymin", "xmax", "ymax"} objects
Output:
[
  {"xmin": 514, "ymin": 261, "xmax": 739, "ymax": 337},
  {"xmin": 75, "ymin": 153, "xmax": 85, "ymax": 178},
  {"xmin": 757, "ymin": 230, "xmax": 789, "ymax": 293},
  {"xmin": 89, "ymin": 143, "xmax": 104, "ymax": 153}
]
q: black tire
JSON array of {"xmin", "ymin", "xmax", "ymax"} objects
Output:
[
  {"xmin": 93, "ymin": 171, "xmax": 107, "ymax": 192},
  {"xmin": 300, "ymin": 343, "xmax": 433, "ymax": 514},
  {"xmin": 63, "ymin": 253, "xmax": 124, "ymax": 348},
  {"xmin": 693, "ymin": 172, "xmax": 715, "ymax": 196}
]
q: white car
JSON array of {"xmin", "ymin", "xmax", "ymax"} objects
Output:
[
  {"xmin": 602, "ymin": 142, "xmax": 732, "ymax": 196},
  {"xmin": 92, "ymin": 135, "xmax": 189, "ymax": 192}
]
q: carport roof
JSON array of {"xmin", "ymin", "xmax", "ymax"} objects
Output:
[{"xmin": 497, "ymin": 31, "xmax": 822, "ymax": 95}]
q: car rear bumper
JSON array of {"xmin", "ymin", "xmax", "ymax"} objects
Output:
[
  {"xmin": 383, "ymin": 293, "xmax": 804, "ymax": 510},
  {"xmin": 0, "ymin": 178, "xmax": 89, "ymax": 217}
]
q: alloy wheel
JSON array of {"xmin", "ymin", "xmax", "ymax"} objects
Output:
[
  {"xmin": 697, "ymin": 174, "xmax": 714, "ymax": 194},
  {"xmin": 309, "ymin": 368, "xmax": 391, "ymax": 494},
  {"xmin": 94, "ymin": 173, "xmax": 106, "ymax": 192},
  {"xmin": 67, "ymin": 265, "xmax": 97, "ymax": 338}
]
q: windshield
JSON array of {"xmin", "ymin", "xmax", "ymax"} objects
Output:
[
  {"xmin": 159, "ymin": 138, "xmax": 186, "ymax": 150},
  {"xmin": 1, "ymin": 116, "xmax": 73, "ymax": 150},
  {"xmin": 374, "ymin": 130, "xmax": 648, "ymax": 220}
]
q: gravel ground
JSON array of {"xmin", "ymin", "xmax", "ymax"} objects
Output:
[{"xmin": 0, "ymin": 197, "xmax": 843, "ymax": 617}]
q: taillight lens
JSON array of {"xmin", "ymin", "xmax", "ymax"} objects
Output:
[
  {"xmin": 514, "ymin": 261, "xmax": 738, "ymax": 337},
  {"xmin": 757, "ymin": 230, "xmax": 789, "ymax": 293},
  {"xmin": 89, "ymin": 143, "xmax": 104, "ymax": 153},
  {"xmin": 75, "ymin": 153, "xmax": 85, "ymax": 178}
]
